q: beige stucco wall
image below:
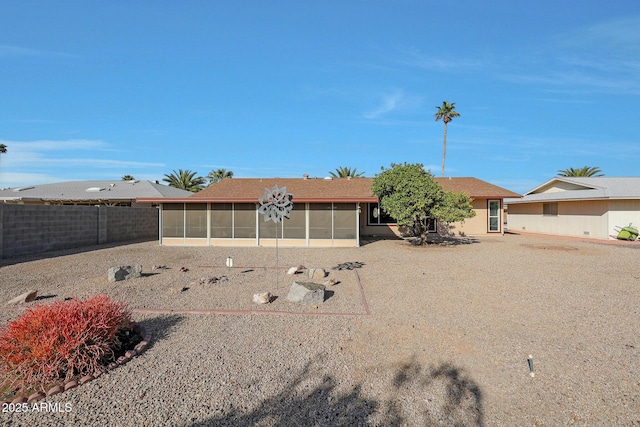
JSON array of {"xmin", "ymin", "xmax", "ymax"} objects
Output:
[
  {"xmin": 507, "ymin": 200, "xmax": 611, "ymax": 239},
  {"xmin": 444, "ymin": 198, "xmax": 502, "ymax": 236}
]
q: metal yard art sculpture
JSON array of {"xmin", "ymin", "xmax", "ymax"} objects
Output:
[{"xmin": 258, "ymin": 184, "xmax": 294, "ymax": 289}]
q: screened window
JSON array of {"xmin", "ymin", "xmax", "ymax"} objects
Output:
[
  {"xmin": 162, "ymin": 203, "xmax": 184, "ymax": 238},
  {"xmin": 234, "ymin": 203, "xmax": 257, "ymax": 238},
  {"xmin": 258, "ymin": 217, "xmax": 278, "ymax": 238},
  {"xmin": 210, "ymin": 203, "xmax": 232, "ymax": 238},
  {"xmin": 309, "ymin": 203, "xmax": 332, "ymax": 238},
  {"xmin": 543, "ymin": 203, "xmax": 558, "ymax": 216},
  {"xmin": 368, "ymin": 203, "xmax": 395, "ymax": 225},
  {"xmin": 185, "ymin": 204, "xmax": 207, "ymax": 238},
  {"xmin": 427, "ymin": 218, "xmax": 437, "ymax": 233},
  {"xmin": 282, "ymin": 207, "xmax": 305, "ymax": 239},
  {"xmin": 334, "ymin": 203, "xmax": 356, "ymax": 239}
]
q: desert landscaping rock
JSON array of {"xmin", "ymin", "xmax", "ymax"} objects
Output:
[
  {"xmin": 107, "ymin": 265, "xmax": 142, "ymax": 282},
  {"xmin": 6, "ymin": 289, "xmax": 37, "ymax": 305},
  {"xmin": 169, "ymin": 286, "xmax": 188, "ymax": 294},
  {"xmin": 79, "ymin": 375, "xmax": 94, "ymax": 385},
  {"xmin": 27, "ymin": 392, "xmax": 45, "ymax": 403},
  {"xmin": 1, "ymin": 235, "xmax": 639, "ymax": 425},
  {"xmin": 64, "ymin": 381, "xmax": 78, "ymax": 391},
  {"xmin": 306, "ymin": 267, "xmax": 327, "ymax": 280},
  {"xmin": 253, "ymin": 292, "xmax": 272, "ymax": 304},
  {"xmin": 287, "ymin": 281, "xmax": 326, "ymax": 305},
  {"xmin": 46, "ymin": 385, "xmax": 64, "ymax": 397}
]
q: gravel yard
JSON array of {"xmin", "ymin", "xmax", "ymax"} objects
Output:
[{"xmin": 1, "ymin": 234, "xmax": 639, "ymax": 426}]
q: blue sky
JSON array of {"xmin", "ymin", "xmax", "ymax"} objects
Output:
[{"xmin": 1, "ymin": 1, "xmax": 639, "ymax": 194}]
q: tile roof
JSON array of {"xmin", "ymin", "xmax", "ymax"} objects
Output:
[
  {"xmin": 137, "ymin": 176, "xmax": 520, "ymax": 203},
  {"xmin": 0, "ymin": 180, "xmax": 193, "ymax": 202},
  {"xmin": 190, "ymin": 177, "xmax": 378, "ymax": 202},
  {"xmin": 435, "ymin": 177, "xmax": 521, "ymax": 198}
]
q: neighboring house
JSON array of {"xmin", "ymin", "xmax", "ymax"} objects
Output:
[
  {"xmin": 505, "ymin": 177, "xmax": 640, "ymax": 240},
  {"xmin": 0, "ymin": 180, "xmax": 193, "ymax": 206},
  {"xmin": 137, "ymin": 176, "xmax": 520, "ymax": 248}
]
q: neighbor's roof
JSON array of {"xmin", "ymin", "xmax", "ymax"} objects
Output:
[
  {"xmin": 506, "ymin": 177, "xmax": 640, "ymax": 204},
  {"xmin": 0, "ymin": 180, "xmax": 193, "ymax": 202},
  {"xmin": 136, "ymin": 176, "xmax": 520, "ymax": 203}
]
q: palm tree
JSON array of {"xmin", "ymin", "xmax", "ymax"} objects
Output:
[
  {"xmin": 0, "ymin": 143, "xmax": 7, "ymax": 163},
  {"xmin": 121, "ymin": 175, "xmax": 135, "ymax": 181},
  {"xmin": 557, "ymin": 166, "xmax": 604, "ymax": 177},
  {"xmin": 163, "ymin": 169, "xmax": 206, "ymax": 192},
  {"xmin": 329, "ymin": 167, "xmax": 365, "ymax": 178},
  {"xmin": 207, "ymin": 168, "xmax": 234, "ymax": 185},
  {"xmin": 434, "ymin": 101, "xmax": 460, "ymax": 178}
]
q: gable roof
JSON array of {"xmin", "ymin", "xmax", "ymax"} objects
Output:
[
  {"xmin": 0, "ymin": 180, "xmax": 193, "ymax": 203},
  {"xmin": 435, "ymin": 177, "xmax": 520, "ymax": 198},
  {"xmin": 506, "ymin": 177, "xmax": 640, "ymax": 204},
  {"xmin": 136, "ymin": 176, "xmax": 520, "ymax": 203}
]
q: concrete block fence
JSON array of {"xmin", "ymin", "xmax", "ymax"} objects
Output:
[{"xmin": 0, "ymin": 204, "xmax": 158, "ymax": 259}]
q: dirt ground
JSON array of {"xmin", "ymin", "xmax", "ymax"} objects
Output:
[{"xmin": 1, "ymin": 233, "xmax": 639, "ymax": 426}]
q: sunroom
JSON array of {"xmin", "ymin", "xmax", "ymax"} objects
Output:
[{"xmin": 160, "ymin": 201, "xmax": 361, "ymax": 247}]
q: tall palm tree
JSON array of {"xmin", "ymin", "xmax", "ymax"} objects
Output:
[
  {"xmin": 557, "ymin": 166, "xmax": 604, "ymax": 177},
  {"xmin": 207, "ymin": 168, "xmax": 234, "ymax": 185},
  {"xmin": 163, "ymin": 169, "xmax": 206, "ymax": 192},
  {"xmin": 434, "ymin": 101, "xmax": 460, "ymax": 178},
  {"xmin": 329, "ymin": 166, "xmax": 365, "ymax": 178},
  {"xmin": 121, "ymin": 175, "xmax": 135, "ymax": 181},
  {"xmin": 0, "ymin": 143, "xmax": 7, "ymax": 163}
]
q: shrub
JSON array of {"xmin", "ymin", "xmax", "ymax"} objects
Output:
[{"xmin": 0, "ymin": 294, "xmax": 133, "ymax": 393}]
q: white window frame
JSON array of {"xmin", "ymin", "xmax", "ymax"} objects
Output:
[{"xmin": 488, "ymin": 200, "xmax": 501, "ymax": 233}]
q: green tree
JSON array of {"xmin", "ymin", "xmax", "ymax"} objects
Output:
[
  {"xmin": 163, "ymin": 169, "xmax": 206, "ymax": 192},
  {"xmin": 207, "ymin": 168, "xmax": 234, "ymax": 185},
  {"xmin": 434, "ymin": 101, "xmax": 460, "ymax": 178},
  {"xmin": 329, "ymin": 167, "xmax": 365, "ymax": 178},
  {"xmin": 557, "ymin": 166, "xmax": 603, "ymax": 177},
  {"xmin": 121, "ymin": 175, "xmax": 135, "ymax": 181},
  {"xmin": 372, "ymin": 163, "xmax": 475, "ymax": 243},
  {"xmin": 0, "ymin": 143, "xmax": 6, "ymax": 163}
]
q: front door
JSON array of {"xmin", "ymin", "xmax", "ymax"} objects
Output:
[{"xmin": 488, "ymin": 200, "xmax": 500, "ymax": 232}]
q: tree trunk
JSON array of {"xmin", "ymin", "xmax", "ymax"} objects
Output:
[{"xmin": 441, "ymin": 122, "xmax": 448, "ymax": 177}]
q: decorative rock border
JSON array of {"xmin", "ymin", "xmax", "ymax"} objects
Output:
[{"xmin": 4, "ymin": 323, "xmax": 152, "ymax": 405}]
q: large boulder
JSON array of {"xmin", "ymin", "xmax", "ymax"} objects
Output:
[
  {"xmin": 287, "ymin": 282, "xmax": 325, "ymax": 305},
  {"xmin": 108, "ymin": 265, "xmax": 142, "ymax": 282}
]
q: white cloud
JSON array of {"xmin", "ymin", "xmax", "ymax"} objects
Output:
[
  {"xmin": 397, "ymin": 47, "xmax": 485, "ymax": 71},
  {"xmin": 0, "ymin": 44, "xmax": 76, "ymax": 59},
  {"xmin": 363, "ymin": 91, "xmax": 423, "ymax": 120},
  {"xmin": 0, "ymin": 171, "xmax": 67, "ymax": 188}
]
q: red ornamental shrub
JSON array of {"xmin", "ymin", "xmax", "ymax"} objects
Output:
[{"xmin": 0, "ymin": 294, "xmax": 133, "ymax": 392}]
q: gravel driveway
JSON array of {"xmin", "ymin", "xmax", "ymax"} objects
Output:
[{"xmin": 1, "ymin": 233, "xmax": 639, "ymax": 426}]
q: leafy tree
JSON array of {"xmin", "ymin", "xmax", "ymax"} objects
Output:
[
  {"xmin": 557, "ymin": 166, "xmax": 603, "ymax": 177},
  {"xmin": 163, "ymin": 169, "xmax": 206, "ymax": 192},
  {"xmin": 0, "ymin": 143, "xmax": 6, "ymax": 163},
  {"xmin": 329, "ymin": 166, "xmax": 365, "ymax": 178},
  {"xmin": 207, "ymin": 168, "xmax": 234, "ymax": 185},
  {"xmin": 372, "ymin": 163, "xmax": 475, "ymax": 243},
  {"xmin": 434, "ymin": 101, "xmax": 460, "ymax": 178},
  {"xmin": 121, "ymin": 175, "xmax": 135, "ymax": 181}
]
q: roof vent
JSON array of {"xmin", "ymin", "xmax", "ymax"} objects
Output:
[
  {"xmin": 85, "ymin": 187, "xmax": 105, "ymax": 192},
  {"xmin": 124, "ymin": 180, "xmax": 139, "ymax": 184},
  {"xmin": 12, "ymin": 186, "xmax": 35, "ymax": 192},
  {"xmin": 110, "ymin": 183, "xmax": 116, "ymax": 187},
  {"xmin": 303, "ymin": 174, "xmax": 309, "ymax": 180}
]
